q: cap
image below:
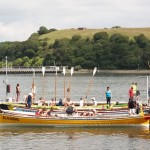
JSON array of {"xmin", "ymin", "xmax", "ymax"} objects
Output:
[
  {"xmin": 91, "ymin": 97, "xmax": 95, "ymax": 101},
  {"xmin": 29, "ymin": 92, "xmax": 33, "ymax": 96}
]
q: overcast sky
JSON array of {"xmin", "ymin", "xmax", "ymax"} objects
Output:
[{"xmin": 0, "ymin": 0, "xmax": 150, "ymax": 42}]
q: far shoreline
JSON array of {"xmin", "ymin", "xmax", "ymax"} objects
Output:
[{"xmin": 75, "ymin": 69, "xmax": 150, "ymax": 75}]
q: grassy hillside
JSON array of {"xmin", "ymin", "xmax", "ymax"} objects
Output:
[{"xmin": 38, "ymin": 27, "xmax": 150, "ymax": 44}]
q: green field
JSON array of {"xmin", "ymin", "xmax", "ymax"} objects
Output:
[{"xmin": 39, "ymin": 27, "xmax": 150, "ymax": 44}]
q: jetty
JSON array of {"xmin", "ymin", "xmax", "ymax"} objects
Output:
[{"xmin": 0, "ymin": 66, "xmax": 63, "ymax": 74}]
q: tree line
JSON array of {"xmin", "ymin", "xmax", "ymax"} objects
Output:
[{"xmin": 0, "ymin": 27, "xmax": 150, "ymax": 70}]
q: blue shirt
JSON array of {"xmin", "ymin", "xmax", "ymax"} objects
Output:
[{"xmin": 106, "ymin": 90, "xmax": 111, "ymax": 98}]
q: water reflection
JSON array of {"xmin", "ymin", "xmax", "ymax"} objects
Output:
[{"xmin": 0, "ymin": 126, "xmax": 149, "ymax": 140}]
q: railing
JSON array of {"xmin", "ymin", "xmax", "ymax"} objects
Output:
[{"xmin": 0, "ymin": 66, "xmax": 65, "ymax": 74}]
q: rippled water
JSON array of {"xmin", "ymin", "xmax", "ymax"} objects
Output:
[
  {"xmin": 0, "ymin": 73, "xmax": 149, "ymax": 103},
  {"xmin": 0, "ymin": 73, "xmax": 150, "ymax": 149},
  {"xmin": 0, "ymin": 126, "xmax": 150, "ymax": 150}
]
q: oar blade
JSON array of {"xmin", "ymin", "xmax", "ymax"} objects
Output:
[
  {"xmin": 63, "ymin": 66, "xmax": 66, "ymax": 75},
  {"xmin": 70, "ymin": 67, "xmax": 74, "ymax": 76},
  {"xmin": 93, "ymin": 67, "xmax": 97, "ymax": 76},
  {"xmin": 42, "ymin": 67, "xmax": 46, "ymax": 76}
]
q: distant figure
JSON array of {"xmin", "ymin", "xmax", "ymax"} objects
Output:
[
  {"xmin": 128, "ymin": 98, "xmax": 136, "ymax": 115},
  {"xmin": 105, "ymin": 87, "xmax": 112, "ymax": 106},
  {"xmin": 35, "ymin": 108, "xmax": 45, "ymax": 116},
  {"xmin": 66, "ymin": 98, "xmax": 73, "ymax": 106},
  {"xmin": 49, "ymin": 98, "xmax": 56, "ymax": 106},
  {"xmin": 31, "ymin": 83, "xmax": 36, "ymax": 101},
  {"xmin": 148, "ymin": 87, "xmax": 150, "ymax": 107},
  {"xmin": 58, "ymin": 98, "xmax": 63, "ymax": 106},
  {"xmin": 46, "ymin": 107, "xmax": 54, "ymax": 117},
  {"xmin": 26, "ymin": 93, "xmax": 33, "ymax": 108},
  {"xmin": 16, "ymin": 83, "xmax": 20, "ymax": 102},
  {"xmin": 66, "ymin": 104, "xmax": 76, "ymax": 115},
  {"xmin": 128, "ymin": 86, "xmax": 136, "ymax": 115},
  {"xmin": 135, "ymin": 90, "xmax": 140, "ymax": 102},
  {"xmin": 38, "ymin": 97, "xmax": 46, "ymax": 106},
  {"xmin": 128, "ymin": 86, "xmax": 134, "ymax": 100},
  {"xmin": 148, "ymin": 87, "xmax": 150, "ymax": 98},
  {"xmin": 134, "ymin": 82, "xmax": 137, "ymax": 94},
  {"xmin": 79, "ymin": 97, "xmax": 84, "ymax": 107},
  {"xmin": 131, "ymin": 82, "xmax": 137, "ymax": 95},
  {"xmin": 91, "ymin": 97, "xmax": 97, "ymax": 106}
]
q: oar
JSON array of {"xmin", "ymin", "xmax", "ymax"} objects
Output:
[
  {"xmin": 32, "ymin": 68, "xmax": 35, "ymax": 86},
  {"xmin": 32, "ymin": 68, "xmax": 36, "ymax": 100},
  {"xmin": 54, "ymin": 66, "xmax": 59, "ymax": 101},
  {"xmin": 42, "ymin": 66, "xmax": 45, "ymax": 99},
  {"xmin": 85, "ymin": 67, "xmax": 97, "ymax": 99},
  {"xmin": 67, "ymin": 67, "xmax": 74, "ymax": 100},
  {"xmin": 63, "ymin": 66, "xmax": 66, "ymax": 99}
]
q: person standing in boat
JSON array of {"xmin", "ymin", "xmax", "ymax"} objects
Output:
[
  {"xmin": 16, "ymin": 83, "xmax": 20, "ymax": 102},
  {"xmin": 128, "ymin": 86, "xmax": 136, "ymax": 115},
  {"xmin": 128, "ymin": 98, "xmax": 136, "ymax": 115},
  {"xmin": 105, "ymin": 87, "xmax": 112, "ymax": 107},
  {"xmin": 128, "ymin": 86, "xmax": 134, "ymax": 100},
  {"xmin": 148, "ymin": 87, "xmax": 150, "ymax": 107},
  {"xmin": 134, "ymin": 82, "xmax": 137, "ymax": 95},
  {"xmin": 25, "ymin": 92, "xmax": 33, "ymax": 108}
]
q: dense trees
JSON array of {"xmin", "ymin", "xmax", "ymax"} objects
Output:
[{"xmin": 0, "ymin": 30, "xmax": 150, "ymax": 70}]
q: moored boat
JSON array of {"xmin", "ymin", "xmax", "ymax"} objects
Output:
[
  {"xmin": 0, "ymin": 109, "xmax": 149, "ymax": 128},
  {"xmin": 1, "ymin": 103, "xmax": 149, "ymax": 117}
]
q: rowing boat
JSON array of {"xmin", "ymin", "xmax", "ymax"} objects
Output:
[
  {"xmin": 0, "ymin": 103, "xmax": 149, "ymax": 117},
  {"xmin": 0, "ymin": 103, "xmax": 131, "ymax": 117},
  {"xmin": 0, "ymin": 109, "xmax": 149, "ymax": 128},
  {"xmin": 0, "ymin": 102, "xmax": 129, "ymax": 112}
]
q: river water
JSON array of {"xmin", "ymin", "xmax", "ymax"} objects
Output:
[
  {"xmin": 0, "ymin": 126, "xmax": 150, "ymax": 150},
  {"xmin": 0, "ymin": 73, "xmax": 149, "ymax": 103},
  {"xmin": 0, "ymin": 73, "xmax": 150, "ymax": 149}
]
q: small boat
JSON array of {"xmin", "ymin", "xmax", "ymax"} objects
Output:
[
  {"xmin": 0, "ymin": 103, "xmax": 130, "ymax": 117},
  {"xmin": 0, "ymin": 109, "xmax": 149, "ymax": 128},
  {"xmin": 0, "ymin": 103, "xmax": 148, "ymax": 117},
  {"xmin": 0, "ymin": 102, "xmax": 129, "ymax": 112}
]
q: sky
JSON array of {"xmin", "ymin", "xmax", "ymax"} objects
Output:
[{"xmin": 0, "ymin": 0, "xmax": 150, "ymax": 42}]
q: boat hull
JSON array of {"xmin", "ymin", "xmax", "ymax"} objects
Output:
[{"xmin": 0, "ymin": 113, "xmax": 149, "ymax": 128}]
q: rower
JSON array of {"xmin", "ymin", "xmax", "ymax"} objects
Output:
[
  {"xmin": 91, "ymin": 97, "xmax": 97, "ymax": 106},
  {"xmin": 35, "ymin": 108, "xmax": 45, "ymax": 116},
  {"xmin": 45, "ymin": 107, "xmax": 53, "ymax": 117},
  {"xmin": 66, "ymin": 103, "xmax": 76, "ymax": 116}
]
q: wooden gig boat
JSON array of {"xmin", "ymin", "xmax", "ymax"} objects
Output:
[{"xmin": 0, "ymin": 110, "xmax": 149, "ymax": 128}]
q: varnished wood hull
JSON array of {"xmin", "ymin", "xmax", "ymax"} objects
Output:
[{"xmin": 0, "ymin": 113, "xmax": 149, "ymax": 128}]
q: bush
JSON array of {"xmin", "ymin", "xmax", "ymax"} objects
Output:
[{"xmin": 74, "ymin": 65, "xmax": 82, "ymax": 71}]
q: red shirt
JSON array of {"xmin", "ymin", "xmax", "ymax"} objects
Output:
[{"xmin": 129, "ymin": 88, "xmax": 134, "ymax": 98}]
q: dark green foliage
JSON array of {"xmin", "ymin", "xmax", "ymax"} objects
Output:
[
  {"xmin": 49, "ymin": 28, "xmax": 57, "ymax": 33},
  {"xmin": 93, "ymin": 32, "xmax": 108, "ymax": 42},
  {"xmin": 0, "ymin": 30, "xmax": 150, "ymax": 69},
  {"xmin": 134, "ymin": 34, "xmax": 150, "ymax": 48},
  {"xmin": 109, "ymin": 33, "xmax": 129, "ymax": 44},
  {"xmin": 25, "ymin": 49, "xmax": 35, "ymax": 58},
  {"xmin": 72, "ymin": 35, "xmax": 81, "ymax": 41},
  {"xmin": 38, "ymin": 26, "xmax": 49, "ymax": 35},
  {"xmin": 74, "ymin": 65, "xmax": 82, "ymax": 71}
]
